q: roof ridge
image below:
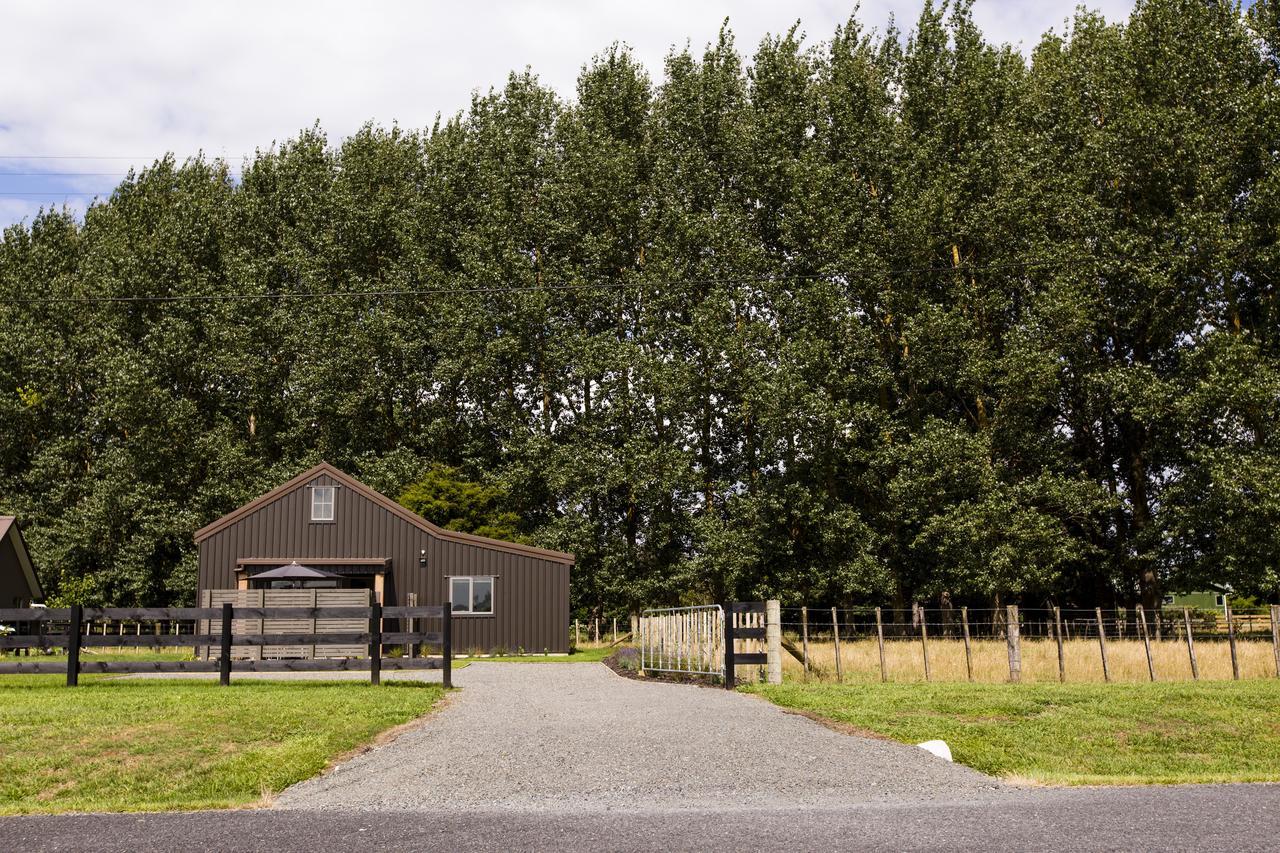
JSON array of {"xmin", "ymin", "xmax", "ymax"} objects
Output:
[{"xmin": 194, "ymin": 461, "xmax": 574, "ymax": 564}]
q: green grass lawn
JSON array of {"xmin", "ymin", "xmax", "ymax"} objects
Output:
[
  {"xmin": 747, "ymin": 680, "xmax": 1280, "ymax": 785},
  {"xmin": 1, "ymin": 648, "xmax": 194, "ymax": 664},
  {"xmin": 0, "ymin": 675, "xmax": 445, "ymax": 815},
  {"xmin": 474, "ymin": 645, "xmax": 617, "ymax": 664}
]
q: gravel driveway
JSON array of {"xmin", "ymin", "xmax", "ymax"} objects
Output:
[{"xmin": 275, "ymin": 662, "xmax": 1005, "ymax": 812}]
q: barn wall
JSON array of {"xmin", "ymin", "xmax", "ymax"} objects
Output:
[{"xmin": 197, "ymin": 471, "xmax": 570, "ymax": 653}]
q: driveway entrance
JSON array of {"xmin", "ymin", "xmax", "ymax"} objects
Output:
[{"xmin": 275, "ymin": 662, "xmax": 1003, "ymax": 812}]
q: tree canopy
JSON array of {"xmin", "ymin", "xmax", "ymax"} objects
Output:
[{"xmin": 1, "ymin": 0, "xmax": 1278, "ymax": 618}]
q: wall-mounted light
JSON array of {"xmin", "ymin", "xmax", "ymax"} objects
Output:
[{"xmin": 418, "ymin": 549, "xmax": 427, "ymax": 567}]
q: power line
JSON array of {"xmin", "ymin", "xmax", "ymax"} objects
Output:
[{"xmin": 4, "ymin": 257, "xmax": 1099, "ymax": 305}]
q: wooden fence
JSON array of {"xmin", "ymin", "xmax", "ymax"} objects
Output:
[{"xmin": 0, "ymin": 604, "xmax": 452, "ymax": 687}]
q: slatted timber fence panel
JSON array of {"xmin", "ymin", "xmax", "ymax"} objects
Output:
[{"xmin": 0, "ymin": 604, "xmax": 453, "ymax": 687}]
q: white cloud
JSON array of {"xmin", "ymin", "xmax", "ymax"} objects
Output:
[{"xmin": 0, "ymin": 1, "xmax": 1135, "ymax": 227}]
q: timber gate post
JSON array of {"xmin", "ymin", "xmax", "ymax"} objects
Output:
[
  {"xmin": 766, "ymin": 600, "xmax": 781, "ymax": 685},
  {"xmin": 722, "ymin": 602, "xmax": 735, "ymax": 689}
]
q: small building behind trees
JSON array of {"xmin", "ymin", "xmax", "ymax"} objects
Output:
[{"xmin": 194, "ymin": 462, "xmax": 573, "ymax": 654}]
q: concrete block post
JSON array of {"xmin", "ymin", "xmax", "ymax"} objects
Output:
[{"xmin": 766, "ymin": 599, "xmax": 782, "ymax": 685}]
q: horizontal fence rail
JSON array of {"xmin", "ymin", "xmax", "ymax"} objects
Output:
[{"xmin": 0, "ymin": 604, "xmax": 453, "ymax": 687}]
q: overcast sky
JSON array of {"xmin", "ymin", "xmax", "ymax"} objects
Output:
[{"xmin": 0, "ymin": 0, "xmax": 1137, "ymax": 229}]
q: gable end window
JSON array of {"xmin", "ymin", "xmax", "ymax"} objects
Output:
[
  {"xmin": 450, "ymin": 576, "xmax": 494, "ymax": 616},
  {"xmin": 311, "ymin": 485, "xmax": 335, "ymax": 522}
]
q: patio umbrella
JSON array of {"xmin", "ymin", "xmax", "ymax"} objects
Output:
[{"xmin": 250, "ymin": 562, "xmax": 341, "ymax": 580}]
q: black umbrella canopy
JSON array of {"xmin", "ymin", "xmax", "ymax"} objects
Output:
[{"xmin": 251, "ymin": 562, "xmax": 341, "ymax": 580}]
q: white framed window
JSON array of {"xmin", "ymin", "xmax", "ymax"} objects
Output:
[
  {"xmin": 311, "ymin": 485, "xmax": 335, "ymax": 522},
  {"xmin": 450, "ymin": 576, "xmax": 494, "ymax": 615}
]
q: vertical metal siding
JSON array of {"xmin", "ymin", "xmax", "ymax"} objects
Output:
[{"xmin": 197, "ymin": 473, "xmax": 569, "ymax": 653}]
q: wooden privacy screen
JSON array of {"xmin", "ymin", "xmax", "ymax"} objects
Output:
[{"xmin": 199, "ymin": 588, "xmax": 372, "ymax": 660}]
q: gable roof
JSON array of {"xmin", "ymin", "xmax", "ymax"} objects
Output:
[
  {"xmin": 0, "ymin": 516, "xmax": 43, "ymax": 600},
  {"xmin": 193, "ymin": 462, "xmax": 574, "ymax": 564}
]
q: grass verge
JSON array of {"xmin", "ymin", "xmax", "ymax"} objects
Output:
[
  {"xmin": 0, "ymin": 675, "xmax": 445, "ymax": 815},
  {"xmin": 746, "ymin": 680, "xmax": 1280, "ymax": 785},
  {"xmin": 471, "ymin": 645, "xmax": 617, "ymax": 663}
]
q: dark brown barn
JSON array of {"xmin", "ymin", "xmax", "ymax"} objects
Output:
[
  {"xmin": 0, "ymin": 516, "xmax": 43, "ymax": 608},
  {"xmin": 194, "ymin": 462, "xmax": 573, "ymax": 654}
]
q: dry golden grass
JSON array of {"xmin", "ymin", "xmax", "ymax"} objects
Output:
[{"xmin": 782, "ymin": 637, "xmax": 1280, "ymax": 683}]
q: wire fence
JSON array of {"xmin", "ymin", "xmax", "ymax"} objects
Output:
[
  {"xmin": 777, "ymin": 604, "xmax": 1280, "ymax": 684},
  {"xmin": 779, "ymin": 605, "xmax": 1276, "ymax": 642}
]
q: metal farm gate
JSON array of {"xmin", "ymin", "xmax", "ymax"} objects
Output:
[{"xmin": 638, "ymin": 601, "xmax": 777, "ymax": 686}]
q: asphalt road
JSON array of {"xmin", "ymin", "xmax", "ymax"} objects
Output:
[{"xmin": 3, "ymin": 785, "xmax": 1279, "ymax": 852}]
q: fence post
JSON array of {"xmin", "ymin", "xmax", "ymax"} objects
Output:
[
  {"xmin": 1095, "ymin": 607, "xmax": 1111, "ymax": 683},
  {"xmin": 66, "ymin": 604, "xmax": 83, "ymax": 687},
  {"xmin": 1136, "ymin": 604, "xmax": 1155, "ymax": 682},
  {"xmin": 1005, "ymin": 605, "xmax": 1021, "ymax": 683},
  {"xmin": 875, "ymin": 606, "xmax": 887, "ymax": 682},
  {"xmin": 919, "ymin": 605, "xmax": 932, "ymax": 682},
  {"xmin": 368, "ymin": 602, "xmax": 382, "ymax": 686},
  {"xmin": 831, "ymin": 607, "xmax": 843, "ymax": 683},
  {"xmin": 1183, "ymin": 608, "xmax": 1199, "ymax": 680},
  {"xmin": 442, "ymin": 602, "xmax": 453, "ymax": 688},
  {"xmin": 765, "ymin": 600, "xmax": 781, "ymax": 685},
  {"xmin": 1053, "ymin": 606, "xmax": 1065, "ymax": 683},
  {"xmin": 1226, "ymin": 602, "xmax": 1240, "ymax": 681},
  {"xmin": 800, "ymin": 606, "xmax": 810, "ymax": 678},
  {"xmin": 1271, "ymin": 605, "xmax": 1280, "ymax": 679},
  {"xmin": 960, "ymin": 606, "xmax": 973, "ymax": 682},
  {"xmin": 407, "ymin": 592, "xmax": 417, "ymax": 659},
  {"xmin": 723, "ymin": 602, "xmax": 736, "ymax": 690},
  {"xmin": 219, "ymin": 602, "xmax": 233, "ymax": 687}
]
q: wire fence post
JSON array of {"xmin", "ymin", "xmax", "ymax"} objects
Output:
[
  {"xmin": 1136, "ymin": 604, "xmax": 1155, "ymax": 682},
  {"xmin": 1095, "ymin": 606, "xmax": 1111, "ymax": 683},
  {"xmin": 1226, "ymin": 601, "xmax": 1240, "ymax": 681},
  {"xmin": 1005, "ymin": 605, "xmax": 1021, "ymax": 683},
  {"xmin": 831, "ymin": 606, "xmax": 843, "ymax": 683},
  {"xmin": 1183, "ymin": 607, "xmax": 1199, "ymax": 680},
  {"xmin": 918, "ymin": 604, "xmax": 931, "ymax": 682},
  {"xmin": 1054, "ymin": 606, "xmax": 1065, "ymax": 682},
  {"xmin": 875, "ymin": 607, "xmax": 887, "ymax": 682},
  {"xmin": 1271, "ymin": 605, "xmax": 1280, "ymax": 679},
  {"xmin": 800, "ymin": 606, "xmax": 810, "ymax": 679},
  {"xmin": 960, "ymin": 606, "xmax": 973, "ymax": 682}
]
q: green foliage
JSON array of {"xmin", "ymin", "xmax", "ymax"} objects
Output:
[
  {"xmin": 0, "ymin": 1, "xmax": 1277, "ymax": 615},
  {"xmin": 397, "ymin": 464, "xmax": 523, "ymax": 542}
]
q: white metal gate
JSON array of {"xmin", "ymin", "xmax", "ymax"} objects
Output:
[{"xmin": 638, "ymin": 605, "xmax": 725, "ymax": 676}]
